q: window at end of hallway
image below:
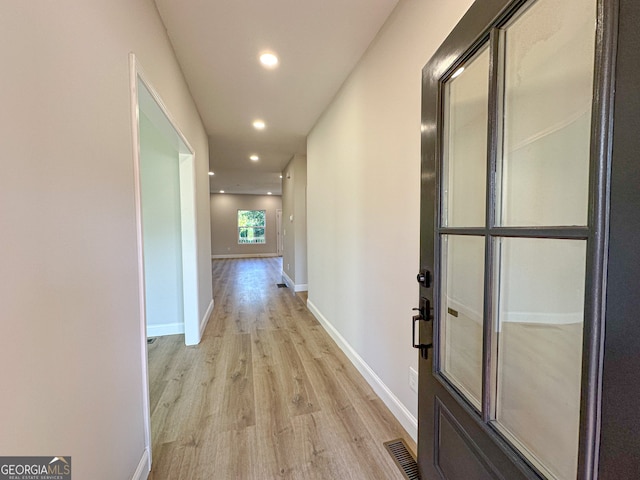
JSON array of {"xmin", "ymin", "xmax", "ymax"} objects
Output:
[{"xmin": 238, "ymin": 210, "xmax": 266, "ymax": 244}]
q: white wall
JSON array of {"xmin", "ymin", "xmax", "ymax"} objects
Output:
[
  {"xmin": 140, "ymin": 113, "xmax": 185, "ymax": 335},
  {"xmin": 282, "ymin": 154, "xmax": 308, "ymax": 290},
  {"xmin": 210, "ymin": 194, "xmax": 282, "ymax": 257},
  {"xmin": 306, "ymin": 0, "xmax": 474, "ymax": 438},
  {"xmin": 0, "ymin": 2, "xmax": 212, "ymax": 479}
]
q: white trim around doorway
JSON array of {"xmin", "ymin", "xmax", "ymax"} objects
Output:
[{"xmin": 129, "ymin": 52, "xmax": 203, "ymax": 471}]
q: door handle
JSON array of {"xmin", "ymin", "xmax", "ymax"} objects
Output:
[{"xmin": 412, "ymin": 297, "xmax": 433, "ymax": 359}]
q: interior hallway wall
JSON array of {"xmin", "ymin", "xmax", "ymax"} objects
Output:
[
  {"xmin": 281, "ymin": 154, "xmax": 308, "ymax": 290},
  {"xmin": 0, "ymin": 1, "xmax": 212, "ymax": 479},
  {"xmin": 306, "ymin": 0, "xmax": 474, "ymax": 439},
  {"xmin": 210, "ymin": 193, "xmax": 282, "ymax": 257}
]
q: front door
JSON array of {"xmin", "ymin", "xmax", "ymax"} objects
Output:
[{"xmin": 416, "ymin": 0, "xmax": 618, "ymax": 478}]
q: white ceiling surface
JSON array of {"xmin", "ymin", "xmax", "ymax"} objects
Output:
[{"xmin": 154, "ymin": 0, "xmax": 400, "ymax": 195}]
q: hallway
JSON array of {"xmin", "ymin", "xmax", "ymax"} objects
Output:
[{"xmin": 148, "ymin": 257, "xmax": 415, "ymax": 479}]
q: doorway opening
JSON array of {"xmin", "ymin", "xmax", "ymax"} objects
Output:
[
  {"xmin": 129, "ymin": 53, "xmax": 202, "ymax": 465},
  {"xmin": 276, "ymin": 209, "xmax": 283, "ymax": 256}
]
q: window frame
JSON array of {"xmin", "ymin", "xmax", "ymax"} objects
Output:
[{"xmin": 237, "ymin": 209, "xmax": 267, "ymax": 245}]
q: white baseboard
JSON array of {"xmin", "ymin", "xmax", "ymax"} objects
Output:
[
  {"xmin": 211, "ymin": 253, "xmax": 279, "ymax": 259},
  {"xmin": 147, "ymin": 322, "xmax": 184, "ymax": 337},
  {"xmin": 200, "ymin": 299, "xmax": 214, "ymax": 338},
  {"xmin": 281, "ymin": 271, "xmax": 308, "ymax": 293},
  {"xmin": 131, "ymin": 448, "xmax": 150, "ymax": 480},
  {"xmin": 306, "ymin": 300, "xmax": 418, "ymax": 443}
]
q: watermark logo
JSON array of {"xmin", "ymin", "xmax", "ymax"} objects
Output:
[{"xmin": 0, "ymin": 456, "xmax": 71, "ymax": 480}]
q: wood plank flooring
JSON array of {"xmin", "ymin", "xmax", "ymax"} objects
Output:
[{"xmin": 148, "ymin": 257, "xmax": 415, "ymax": 479}]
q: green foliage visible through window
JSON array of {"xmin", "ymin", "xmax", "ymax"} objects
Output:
[{"xmin": 238, "ymin": 210, "xmax": 266, "ymax": 244}]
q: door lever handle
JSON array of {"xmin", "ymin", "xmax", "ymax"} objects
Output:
[
  {"xmin": 412, "ymin": 297, "xmax": 433, "ymax": 359},
  {"xmin": 412, "ymin": 296, "xmax": 433, "ymax": 321},
  {"xmin": 413, "ymin": 314, "xmax": 433, "ymax": 358}
]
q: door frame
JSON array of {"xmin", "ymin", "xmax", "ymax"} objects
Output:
[
  {"xmin": 417, "ymin": 0, "xmax": 618, "ymax": 478},
  {"xmin": 129, "ymin": 53, "xmax": 202, "ymax": 464}
]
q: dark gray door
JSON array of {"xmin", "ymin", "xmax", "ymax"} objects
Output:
[{"xmin": 415, "ymin": 0, "xmax": 627, "ymax": 478}]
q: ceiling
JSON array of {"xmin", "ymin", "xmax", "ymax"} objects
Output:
[{"xmin": 153, "ymin": 0, "xmax": 400, "ymax": 195}]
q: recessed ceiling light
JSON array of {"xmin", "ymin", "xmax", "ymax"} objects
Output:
[
  {"xmin": 253, "ymin": 119, "xmax": 266, "ymax": 130},
  {"xmin": 219, "ymin": 190, "xmax": 225, "ymax": 194},
  {"xmin": 451, "ymin": 66, "xmax": 465, "ymax": 79},
  {"xmin": 267, "ymin": 192, "xmax": 272, "ymax": 195},
  {"xmin": 279, "ymin": 175, "xmax": 283, "ymax": 179},
  {"xmin": 259, "ymin": 52, "xmax": 279, "ymax": 69},
  {"xmin": 208, "ymin": 171, "xmax": 214, "ymax": 176},
  {"xmin": 250, "ymin": 155, "xmax": 259, "ymax": 161}
]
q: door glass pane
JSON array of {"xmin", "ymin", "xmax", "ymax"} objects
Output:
[
  {"xmin": 440, "ymin": 235, "xmax": 485, "ymax": 409},
  {"xmin": 442, "ymin": 46, "xmax": 490, "ymax": 227},
  {"xmin": 497, "ymin": 0, "xmax": 596, "ymax": 227},
  {"xmin": 493, "ymin": 237, "xmax": 586, "ymax": 480}
]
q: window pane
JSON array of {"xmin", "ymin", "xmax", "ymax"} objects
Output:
[
  {"xmin": 497, "ymin": 0, "xmax": 596, "ymax": 227},
  {"xmin": 238, "ymin": 210, "xmax": 266, "ymax": 244},
  {"xmin": 238, "ymin": 227, "xmax": 265, "ymax": 244},
  {"xmin": 493, "ymin": 237, "xmax": 585, "ymax": 480},
  {"xmin": 238, "ymin": 209, "xmax": 265, "ymax": 227},
  {"xmin": 440, "ymin": 235, "xmax": 485, "ymax": 409},
  {"xmin": 442, "ymin": 46, "xmax": 490, "ymax": 227}
]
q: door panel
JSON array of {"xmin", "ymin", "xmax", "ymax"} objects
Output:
[
  {"xmin": 435, "ymin": 400, "xmax": 496, "ymax": 480},
  {"xmin": 417, "ymin": 0, "xmax": 607, "ymax": 479},
  {"xmin": 598, "ymin": 2, "xmax": 640, "ymax": 477}
]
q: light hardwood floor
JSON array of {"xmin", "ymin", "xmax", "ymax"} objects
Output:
[{"xmin": 147, "ymin": 257, "xmax": 415, "ymax": 479}]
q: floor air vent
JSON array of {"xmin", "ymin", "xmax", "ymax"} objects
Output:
[
  {"xmin": 276, "ymin": 283, "xmax": 287, "ymax": 288},
  {"xmin": 383, "ymin": 438, "xmax": 419, "ymax": 480}
]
